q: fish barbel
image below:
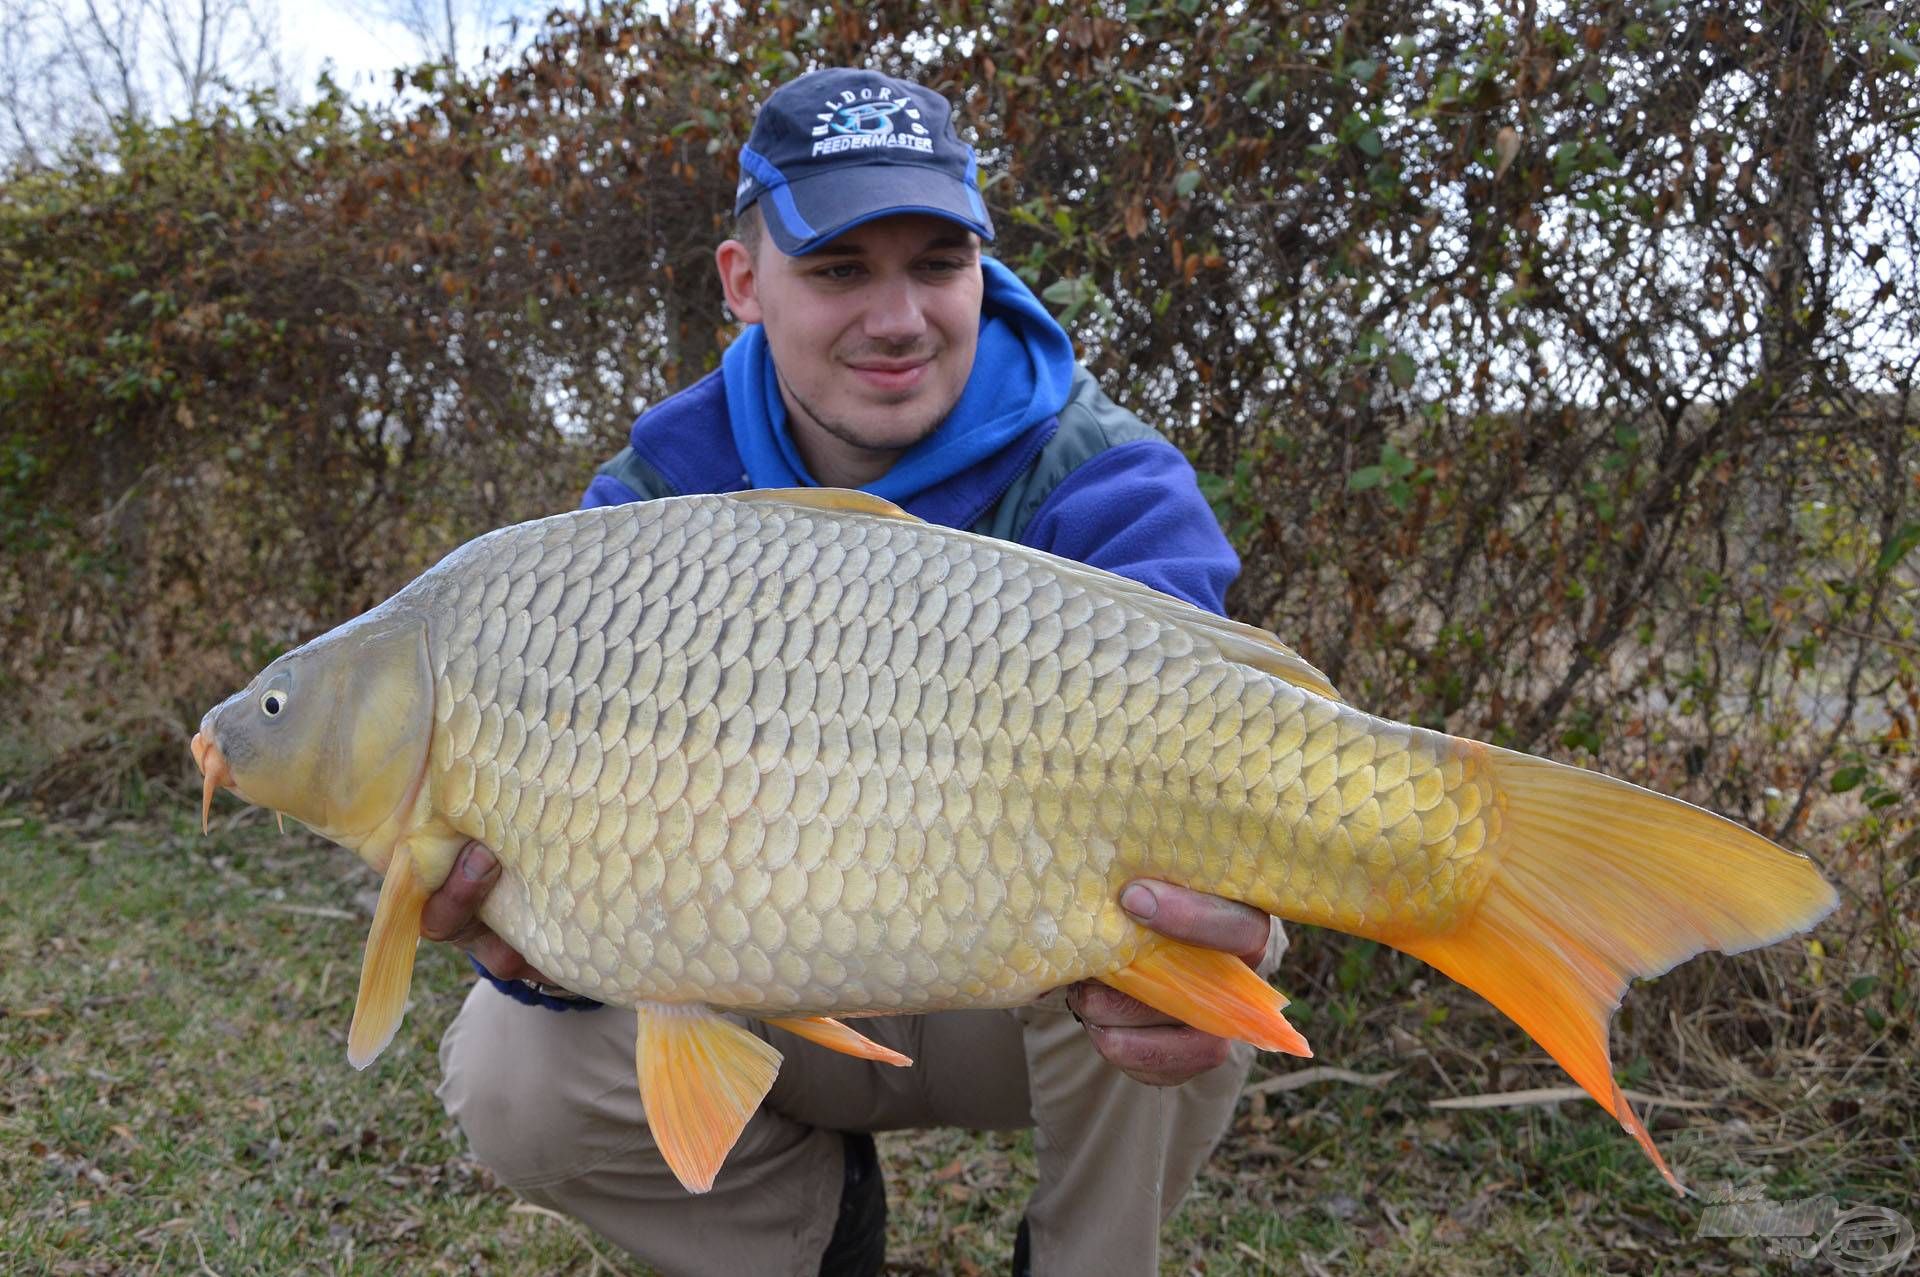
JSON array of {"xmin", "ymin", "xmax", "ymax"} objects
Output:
[{"xmin": 191, "ymin": 489, "xmax": 1836, "ymax": 1193}]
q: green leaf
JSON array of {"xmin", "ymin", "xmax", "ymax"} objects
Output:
[
  {"xmin": 1174, "ymin": 169, "xmax": 1202, "ymax": 198},
  {"xmin": 1040, "ymin": 275, "xmax": 1105, "ymax": 325},
  {"xmin": 1387, "ymin": 352, "xmax": 1417, "ymax": 389},
  {"xmin": 1040, "ymin": 277, "xmax": 1084, "ymax": 305},
  {"xmin": 1829, "ymin": 765, "xmax": 1866, "ymax": 793},
  {"xmin": 1845, "ymin": 974, "xmax": 1878, "ymax": 1002},
  {"xmin": 1356, "ymin": 129, "xmax": 1383, "ymax": 158},
  {"xmin": 1874, "ymin": 522, "xmax": 1920, "ymax": 574},
  {"xmin": 1348, "ymin": 466, "xmax": 1385, "ymax": 492}
]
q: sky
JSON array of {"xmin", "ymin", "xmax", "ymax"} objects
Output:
[
  {"xmin": 279, "ymin": 5, "xmax": 423, "ymax": 100},
  {"xmin": 274, "ymin": 3, "xmax": 507, "ymax": 104}
]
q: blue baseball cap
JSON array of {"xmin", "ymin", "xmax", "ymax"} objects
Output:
[{"xmin": 733, "ymin": 68, "xmax": 996, "ymax": 256}]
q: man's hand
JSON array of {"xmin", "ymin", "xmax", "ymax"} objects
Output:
[
  {"xmin": 420, "ymin": 840, "xmax": 556, "ymax": 985},
  {"xmin": 1067, "ymin": 880, "xmax": 1273, "ymax": 1087}
]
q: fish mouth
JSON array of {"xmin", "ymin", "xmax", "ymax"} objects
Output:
[{"xmin": 190, "ymin": 730, "xmax": 233, "ymax": 835}]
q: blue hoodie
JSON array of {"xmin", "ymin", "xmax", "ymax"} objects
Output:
[
  {"xmin": 583, "ymin": 259, "xmax": 1238, "ymax": 610},
  {"xmin": 485, "ymin": 260, "xmax": 1240, "ymax": 1011}
]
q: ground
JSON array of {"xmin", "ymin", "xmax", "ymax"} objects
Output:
[{"xmin": 1, "ymin": 805, "xmax": 1911, "ymax": 1275}]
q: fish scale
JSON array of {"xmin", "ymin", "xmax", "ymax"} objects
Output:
[
  {"xmin": 412, "ymin": 496, "xmax": 1490, "ymax": 1015},
  {"xmin": 195, "ymin": 486, "xmax": 1836, "ymax": 1195}
]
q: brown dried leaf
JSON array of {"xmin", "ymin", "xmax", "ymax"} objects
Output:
[{"xmin": 1494, "ymin": 127, "xmax": 1521, "ymax": 181}]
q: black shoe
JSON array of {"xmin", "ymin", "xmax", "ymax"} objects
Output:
[
  {"xmin": 818, "ymin": 1131, "xmax": 886, "ymax": 1276},
  {"xmin": 1011, "ymin": 1217, "xmax": 1032, "ymax": 1277}
]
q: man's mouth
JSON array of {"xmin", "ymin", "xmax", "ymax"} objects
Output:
[{"xmin": 846, "ymin": 357, "xmax": 932, "ymax": 394}]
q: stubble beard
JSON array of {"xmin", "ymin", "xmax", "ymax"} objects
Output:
[{"xmin": 778, "ymin": 369, "xmax": 958, "ymax": 460}]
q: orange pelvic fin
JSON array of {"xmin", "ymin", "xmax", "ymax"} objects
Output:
[
  {"xmin": 635, "ymin": 1006, "xmax": 784, "ymax": 1193},
  {"xmin": 765, "ymin": 1016, "xmax": 913, "ymax": 1067},
  {"xmin": 346, "ymin": 848, "xmax": 429, "ymax": 1069},
  {"xmin": 1398, "ymin": 748, "xmax": 1840, "ymax": 1195},
  {"xmin": 1104, "ymin": 940, "xmax": 1311, "ymax": 1058}
]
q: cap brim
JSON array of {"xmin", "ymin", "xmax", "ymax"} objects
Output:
[{"xmin": 755, "ymin": 164, "xmax": 995, "ymax": 256}]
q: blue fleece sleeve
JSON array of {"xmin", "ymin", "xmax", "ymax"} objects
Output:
[
  {"xmin": 582, "ymin": 473, "xmax": 642, "ymax": 509},
  {"xmin": 469, "ymin": 956, "xmax": 604, "ymax": 1012},
  {"xmin": 1020, "ymin": 439, "xmax": 1239, "ymax": 615}
]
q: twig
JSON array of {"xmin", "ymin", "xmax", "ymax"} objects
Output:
[
  {"xmin": 1429, "ymin": 1086, "xmax": 1717, "ymax": 1111},
  {"xmin": 1234, "ymin": 1239, "xmax": 1279, "ymax": 1272},
  {"xmin": 87, "ymin": 464, "xmax": 159, "ymax": 534},
  {"xmin": 261, "ymin": 902, "xmax": 357, "ymax": 921},
  {"xmin": 509, "ymin": 1200, "xmax": 637, "ymax": 1276},
  {"xmin": 1245, "ymin": 1066, "xmax": 1402, "ymax": 1096},
  {"xmin": 189, "ymin": 1231, "xmax": 224, "ymax": 1277}
]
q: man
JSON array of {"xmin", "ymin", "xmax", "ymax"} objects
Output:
[{"xmin": 423, "ymin": 67, "xmax": 1283, "ymax": 1276}]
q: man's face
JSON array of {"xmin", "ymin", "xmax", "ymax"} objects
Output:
[{"xmin": 716, "ymin": 213, "xmax": 983, "ymax": 487}]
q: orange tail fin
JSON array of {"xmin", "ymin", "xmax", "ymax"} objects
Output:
[{"xmin": 1397, "ymin": 749, "xmax": 1837, "ymax": 1192}]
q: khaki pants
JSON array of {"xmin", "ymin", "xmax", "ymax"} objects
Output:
[{"xmin": 437, "ymin": 987, "xmax": 1256, "ymax": 1276}]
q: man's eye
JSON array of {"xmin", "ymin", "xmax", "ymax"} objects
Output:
[{"xmin": 816, "ymin": 263, "xmax": 863, "ymax": 281}]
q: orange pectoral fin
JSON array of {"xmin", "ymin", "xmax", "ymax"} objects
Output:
[
  {"xmin": 636, "ymin": 1007, "xmax": 784, "ymax": 1194},
  {"xmin": 765, "ymin": 1016, "xmax": 913, "ymax": 1067},
  {"xmin": 1104, "ymin": 940, "xmax": 1312, "ymax": 1058},
  {"xmin": 346, "ymin": 848, "xmax": 429, "ymax": 1069}
]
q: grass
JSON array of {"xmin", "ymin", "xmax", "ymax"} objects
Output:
[{"xmin": 2, "ymin": 801, "xmax": 1913, "ymax": 1275}]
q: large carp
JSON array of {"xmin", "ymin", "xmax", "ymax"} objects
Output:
[{"xmin": 191, "ymin": 489, "xmax": 1836, "ymax": 1192}]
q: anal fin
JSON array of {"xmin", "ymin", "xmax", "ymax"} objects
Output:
[
  {"xmin": 1104, "ymin": 940, "xmax": 1312, "ymax": 1058},
  {"xmin": 765, "ymin": 1016, "xmax": 913, "ymax": 1066},
  {"xmin": 637, "ymin": 1006, "xmax": 784, "ymax": 1193},
  {"xmin": 347, "ymin": 847, "xmax": 430, "ymax": 1069}
]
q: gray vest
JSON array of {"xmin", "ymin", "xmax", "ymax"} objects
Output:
[{"xmin": 593, "ymin": 364, "xmax": 1166, "ymax": 543}]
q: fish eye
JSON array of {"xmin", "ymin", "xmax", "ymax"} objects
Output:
[{"xmin": 262, "ymin": 690, "xmax": 288, "ymax": 717}]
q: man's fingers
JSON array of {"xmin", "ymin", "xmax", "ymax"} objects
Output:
[
  {"xmin": 416, "ymin": 840, "xmax": 554, "ymax": 985},
  {"xmin": 1068, "ymin": 980, "xmax": 1179, "ymax": 1029},
  {"xmin": 1120, "ymin": 879, "xmax": 1271, "ymax": 967},
  {"xmin": 1083, "ymin": 1023, "xmax": 1234, "ymax": 1087},
  {"xmin": 419, "ymin": 840, "xmax": 500, "ymax": 944},
  {"xmin": 470, "ymin": 933, "xmax": 549, "ymax": 984}
]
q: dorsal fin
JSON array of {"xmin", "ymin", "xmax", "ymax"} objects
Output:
[
  {"xmin": 729, "ymin": 487, "xmax": 920, "ymax": 521},
  {"xmin": 721, "ymin": 488, "xmax": 1341, "ymax": 702},
  {"xmin": 1174, "ymin": 612, "xmax": 1342, "ymax": 702}
]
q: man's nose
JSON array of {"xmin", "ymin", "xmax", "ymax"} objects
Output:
[{"xmin": 862, "ymin": 275, "xmax": 927, "ymax": 343}]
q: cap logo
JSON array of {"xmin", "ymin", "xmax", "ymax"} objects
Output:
[{"xmin": 810, "ymin": 86, "xmax": 932, "ymax": 157}]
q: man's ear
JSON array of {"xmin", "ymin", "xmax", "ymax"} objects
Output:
[{"xmin": 715, "ymin": 239, "xmax": 763, "ymax": 324}]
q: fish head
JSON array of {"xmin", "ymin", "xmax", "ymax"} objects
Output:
[{"xmin": 192, "ymin": 610, "xmax": 434, "ymax": 860}]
